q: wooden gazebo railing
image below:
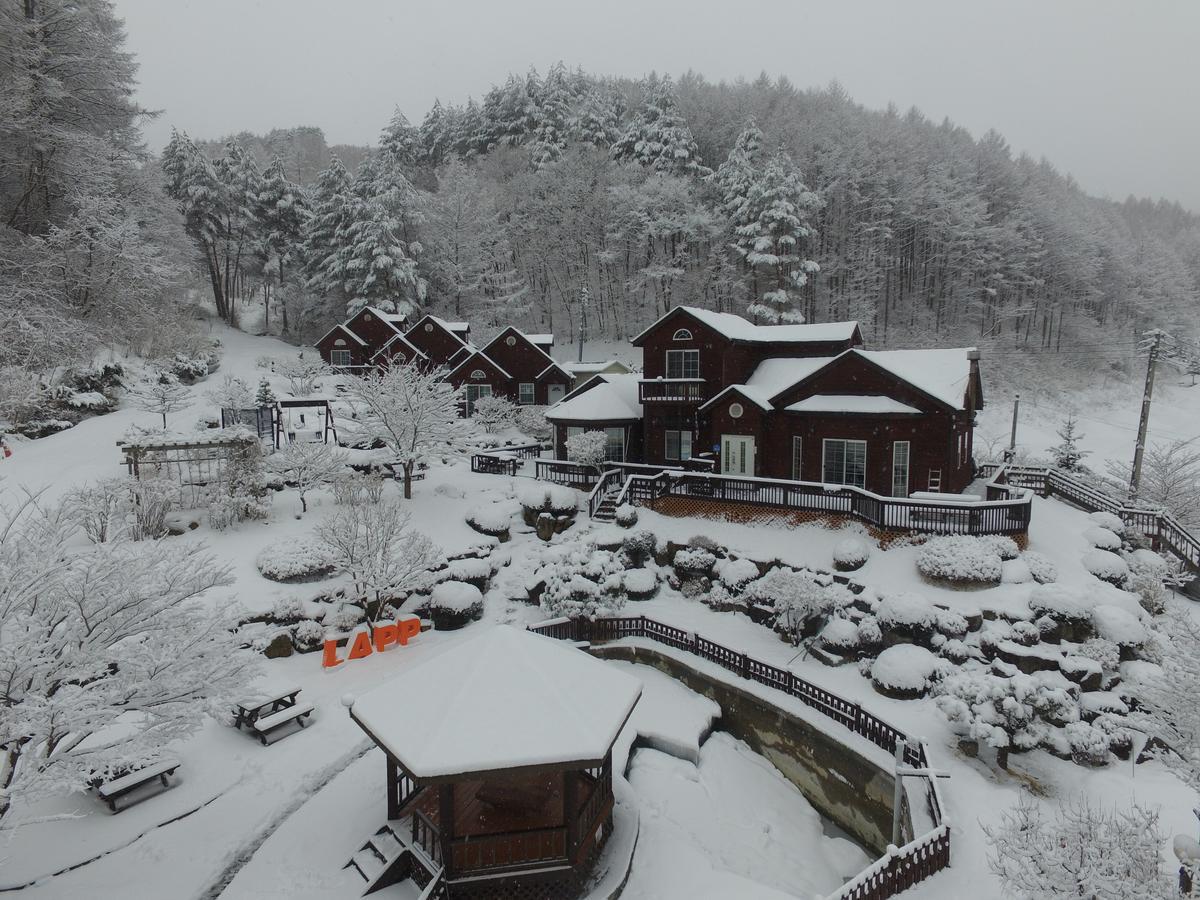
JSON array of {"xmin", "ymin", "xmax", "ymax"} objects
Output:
[{"xmin": 528, "ymin": 615, "xmax": 951, "ymax": 900}]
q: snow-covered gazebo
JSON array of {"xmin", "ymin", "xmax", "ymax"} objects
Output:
[{"xmin": 349, "ymin": 626, "xmax": 642, "ymax": 898}]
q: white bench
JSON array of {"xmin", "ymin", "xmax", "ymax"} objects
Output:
[
  {"xmin": 97, "ymin": 758, "xmax": 181, "ymax": 812},
  {"xmin": 251, "ymin": 701, "xmax": 315, "ymax": 745}
]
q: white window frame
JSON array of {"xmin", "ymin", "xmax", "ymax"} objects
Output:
[
  {"xmin": 822, "ymin": 438, "xmax": 867, "ymax": 489},
  {"xmin": 665, "ymin": 349, "xmax": 699, "ymax": 379},
  {"xmin": 791, "ymin": 436, "xmax": 803, "ymax": 481},
  {"xmin": 892, "ymin": 441, "xmax": 910, "ymax": 497},
  {"xmin": 330, "ymin": 349, "xmax": 353, "ymax": 367},
  {"xmin": 665, "ymin": 429, "xmax": 693, "ymax": 461},
  {"xmin": 464, "ymin": 384, "xmax": 492, "ymax": 416},
  {"xmin": 518, "ymin": 382, "xmax": 535, "ymax": 405},
  {"xmin": 603, "ymin": 427, "xmax": 625, "ymax": 462},
  {"xmin": 672, "ymin": 328, "xmax": 693, "ymax": 341}
]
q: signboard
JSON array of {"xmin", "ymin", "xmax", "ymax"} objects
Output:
[{"xmin": 323, "ymin": 615, "xmax": 421, "ymax": 668}]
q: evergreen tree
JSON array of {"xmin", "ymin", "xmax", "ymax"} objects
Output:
[
  {"xmin": 570, "ymin": 86, "xmax": 621, "ymax": 149},
  {"xmin": 418, "ymin": 100, "xmax": 454, "ymax": 167},
  {"xmin": 530, "ymin": 64, "xmax": 573, "ymax": 169},
  {"xmin": 711, "ymin": 122, "xmax": 765, "ymax": 216},
  {"xmin": 212, "ymin": 140, "xmax": 262, "ymax": 320},
  {"xmin": 255, "ymin": 378, "xmax": 277, "ymax": 407},
  {"xmin": 301, "ymin": 155, "xmax": 354, "ymax": 302},
  {"xmin": 731, "ymin": 151, "xmax": 821, "ymax": 323},
  {"xmin": 611, "ymin": 75, "xmax": 707, "ymax": 176},
  {"xmin": 1050, "ymin": 414, "xmax": 1090, "ymax": 471},
  {"xmin": 254, "ymin": 156, "xmax": 310, "ymax": 332},
  {"xmin": 481, "ymin": 71, "xmax": 540, "ymax": 150},
  {"xmin": 378, "ymin": 108, "xmax": 421, "ymax": 172}
]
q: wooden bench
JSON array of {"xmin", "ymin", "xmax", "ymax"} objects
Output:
[
  {"xmin": 97, "ymin": 758, "xmax": 181, "ymax": 813},
  {"xmin": 251, "ymin": 702, "xmax": 315, "ymax": 745},
  {"xmin": 233, "ymin": 685, "xmax": 302, "ymax": 731}
]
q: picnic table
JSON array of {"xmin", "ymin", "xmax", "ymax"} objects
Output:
[
  {"xmin": 97, "ymin": 758, "xmax": 181, "ymax": 812},
  {"xmin": 234, "ymin": 686, "xmax": 314, "ymax": 745}
]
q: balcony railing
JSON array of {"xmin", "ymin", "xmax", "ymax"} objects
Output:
[{"xmin": 638, "ymin": 378, "xmax": 708, "ymax": 403}]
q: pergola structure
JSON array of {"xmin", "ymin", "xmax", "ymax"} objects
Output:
[{"xmin": 350, "ymin": 626, "xmax": 642, "ymax": 899}]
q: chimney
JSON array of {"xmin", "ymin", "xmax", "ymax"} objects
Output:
[{"xmin": 967, "ymin": 350, "xmax": 981, "ymax": 412}]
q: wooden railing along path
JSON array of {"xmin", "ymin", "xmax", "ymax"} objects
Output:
[{"xmin": 528, "ymin": 614, "xmax": 951, "ymax": 900}]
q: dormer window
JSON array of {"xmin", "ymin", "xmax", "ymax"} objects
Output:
[{"xmin": 672, "ymin": 328, "xmax": 693, "ymax": 341}]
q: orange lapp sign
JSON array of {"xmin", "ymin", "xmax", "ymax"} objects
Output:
[{"xmin": 323, "ymin": 616, "xmax": 421, "ymax": 668}]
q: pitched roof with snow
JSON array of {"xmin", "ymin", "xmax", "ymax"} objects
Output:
[
  {"xmin": 351, "ymin": 626, "xmax": 642, "ymax": 778},
  {"xmin": 855, "ymin": 348, "xmax": 976, "ymax": 411},
  {"xmin": 784, "ymin": 395, "xmax": 922, "ymax": 415},
  {"xmin": 366, "ymin": 306, "xmax": 409, "ymax": 328},
  {"xmin": 563, "ymin": 360, "xmax": 631, "ymax": 376},
  {"xmin": 545, "ymin": 373, "xmax": 643, "ymax": 422},
  {"xmin": 429, "ymin": 315, "xmax": 470, "ymax": 334},
  {"xmin": 631, "ymin": 306, "xmax": 860, "ymax": 346},
  {"xmin": 525, "ymin": 333, "xmax": 554, "ymax": 346},
  {"xmin": 316, "ymin": 322, "xmax": 367, "ymax": 347},
  {"xmin": 447, "ymin": 348, "xmax": 512, "ymax": 380}
]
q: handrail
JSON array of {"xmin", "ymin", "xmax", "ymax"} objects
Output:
[
  {"xmin": 527, "ymin": 614, "xmax": 950, "ymax": 900},
  {"xmin": 587, "ymin": 469, "xmax": 623, "ymax": 518}
]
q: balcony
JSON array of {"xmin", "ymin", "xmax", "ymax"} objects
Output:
[{"xmin": 638, "ymin": 378, "xmax": 709, "ymax": 403}]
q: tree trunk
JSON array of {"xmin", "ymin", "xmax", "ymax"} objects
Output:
[{"xmin": 403, "ymin": 462, "xmax": 413, "ymax": 500}]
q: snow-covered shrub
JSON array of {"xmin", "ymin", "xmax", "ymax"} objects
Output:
[
  {"xmin": 984, "ymin": 796, "xmax": 1172, "ymax": 897},
  {"xmin": 539, "ymin": 545, "xmax": 626, "ymax": 619},
  {"xmin": 1087, "ymin": 511, "xmax": 1127, "ymax": 537},
  {"xmin": 163, "ymin": 351, "xmax": 215, "ymax": 384},
  {"xmin": 876, "ymin": 592, "xmax": 938, "ymax": 639},
  {"xmin": 256, "ymin": 537, "xmax": 336, "ymax": 582},
  {"xmin": 621, "ymin": 529, "xmax": 657, "ymax": 567},
  {"xmin": 332, "ymin": 472, "xmax": 384, "ymax": 506},
  {"xmin": 980, "ymin": 535, "xmax": 1020, "ymax": 561},
  {"xmin": 935, "ymin": 670, "xmax": 1079, "ymax": 752},
  {"xmin": 915, "ymin": 535, "xmax": 1002, "ymax": 583},
  {"xmin": 1090, "ymin": 605, "xmax": 1147, "ymax": 650},
  {"xmin": 1082, "ymin": 549, "xmax": 1129, "ymax": 587},
  {"xmin": 614, "ymin": 504, "xmax": 638, "ymax": 527},
  {"xmin": 514, "ymin": 405, "xmax": 552, "ymax": 443},
  {"xmin": 1028, "ymin": 584, "xmax": 1091, "ymax": 624},
  {"xmin": 716, "ymin": 557, "xmax": 760, "ymax": 593},
  {"xmin": 819, "ymin": 617, "xmax": 860, "ymax": 653},
  {"xmin": 744, "ymin": 568, "xmax": 839, "ymax": 642},
  {"xmin": 1010, "ymin": 620, "xmax": 1041, "ymax": 647},
  {"xmin": 1124, "ymin": 549, "xmax": 1170, "ymax": 614},
  {"xmin": 270, "ymin": 595, "xmax": 306, "ymax": 623},
  {"xmin": 125, "ymin": 478, "xmax": 179, "ymax": 541},
  {"xmin": 1077, "ymin": 638, "xmax": 1120, "ymax": 682},
  {"xmin": 940, "ymin": 639, "xmax": 972, "ymax": 664},
  {"xmin": 1022, "ymin": 551, "xmax": 1058, "ymax": 585},
  {"xmin": 564, "ymin": 430, "xmax": 608, "ymax": 470},
  {"xmin": 856, "ymin": 615, "xmax": 883, "ymax": 649},
  {"xmin": 467, "ymin": 502, "xmax": 513, "ymax": 539},
  {"xmin": 673, "ymin": 547, "xmax": 716, "ymax": 575},
  {"xmin": 428, "ymin": 581, "xmax": 484, "ymax": 629},
  {"xmin": 292, "ymin": 619, "xmax": 325, "ymax": 652},
  {"xmin": 472, "ymin": 395, "xmax": 518, "ymax": 433},
  {"xmin": 623, "ymin": 568, "xmax": 658, "ymax": 600},
  {"xmin": 64, "ymin": 478, "xmax": 127, "ymax": 543},
  {"xmin": 518, "ymin": 483, "xmax": 578, "ymax": 521},
  {"xmin": 686, "ymin": 534, "xmax": 721, "ymax": 553},
  {"xmin": 832, "ymin": 537, "xmax": 870, "ymax": 571},
  {"xmin": 871, "ymin": 645, "xmax": 944, "ymax": 698},
  {"xmin": 326, "ymin": 604, "xmax": 365, "ymax": 631},
  {"xmin": 935, "ymin": 608, "xmax": 969, "ymax": 640},
  {"xmin": 1000, "ymin": 558, "xmax": 1032, "ymax": 584},
  {"xmin": 1083, "ymin": 526, "xmax": 1122, "ymax": 551},
  {"xmin": 447, "ymin": 557, "xmax": 491, "ymax": 590}
]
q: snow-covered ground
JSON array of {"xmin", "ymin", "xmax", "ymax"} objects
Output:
[{"xmin": 6, "ymin": 321, "xmax": 1200, "ymax": 899}]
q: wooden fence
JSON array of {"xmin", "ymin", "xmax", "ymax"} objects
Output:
[
  {"xmin": 527, "ymin": 614, "xmax": 951, "ymax": 900},
  {"xmin": 615, "ymin": 469, "xmax": 1032, "ymax": 537},
  {"xmin": 980, "ymin": 463, "xmax": 1200, "ymax": 573}
]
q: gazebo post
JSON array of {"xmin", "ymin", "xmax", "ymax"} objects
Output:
[
  {"xmin": 439, "ymin": 783, "xmax": 455, "ymax": 874},
  {"xmin": 564, "ymin": 769, "xmax": 579, "ymax": 857},
  {"xmin": 386, "ymin": 755, "xmax": 400, "ymax": 820}
]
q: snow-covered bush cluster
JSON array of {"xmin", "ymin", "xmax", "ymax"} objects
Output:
[
  {"xmin": 614, "ymin": 504, "xmax": 638, "ymax": 527},
  {"xmin": 716, "ymin": 557, "xmax": 760, "ymax": 592},
  {"xmin": 673, "ymin": 547, "xmax": 716, "ymax": 575},
  {"xmin": 467, "ymin": 501, "xmax": 516, "ymax": 540},
  {"xmin": 471, "ymin": 395, "xmax": 518, "ymax": 433},
  {"xmin": 1081, "ymin": 549, "xmax": 1129, "ymax": 587},
  {"xmin": 427, "ymin": 581, "xmax": 484, "ymax": 629},
  {"xmin": 872, "ymin": 644, "xmax": 946, "ymax": 698},
  {"xmin": 514, "ymin": 405, "xmax": 552, "ymax": 443},
  {"xmin": 256, "ymin": 537, "xmax": 336, "ymax": 582},
  {"xmin": 518, "ymin": 483, "xmax": 577, "ymax": 523},
  {"xmin": 832, "ymin": 537, "xmax": 871, "ymax": 571},
  {"xmin": 916, "ymin": 535, "xmax": 1003, "ymax": 583},
  {"xmin": 742, "ymin": 567, "xmax": 849, "ymax": 643},
  {"xmin": 535, "ymin": 542, "xmax": 627, "ymax": 619}
]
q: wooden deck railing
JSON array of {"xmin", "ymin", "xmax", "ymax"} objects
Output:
[
  {"xmin": 449, "ymin": 825, "xmax": 568, "ymax": 876},
  {"xmin": 614, "ymin": 469, "xmax": 1032, "ymax": 537},
  {"xmin": 527, "ymin": 614, "xmax": 949, "ymax": 900},
  {"xmin": 411, "ymin": 809, "xmax": 443, "ymax": 866},
  {"xmin": 587, "ymin": 469, "xmax": 624, "ymax": 518},
  {"xmin": 979, "ymin": 463, "xmax": 1200, "ymax": 572}
]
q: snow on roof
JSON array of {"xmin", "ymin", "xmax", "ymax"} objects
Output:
[
  {"xmin": 524, "ymin": 333, "xmax": 554, "ymax": 345},
  {"xmin": 370, "ymin": 332, "xmax": 427, "ymax": 361},
  {"xmin": 633, "ymin": 306, "xmax": 859, "ymax": 345},
  {"xmin": 857, "ymin": 348, "xmax": 976, "ymax": 410},
  {"xmin": 564, "ymin": 360, "xmax": 629, "ymax": 375},
  {"xmin": 317, "ymin": 322, "xmax": 367, "ymax": 346},
  {"xmin": 367, "ymin": 306, "xmax": 408, "ymax": 326},
  {"xmin": 698, "ymin": 356, "xmax": 834, "ymax": 412},
  {"xmin": 351, "ymin": 626, "xmax": 642, "ymax": 778},
  {"xmin": 448, "ymin": 349, "xmax": 513, "ymax": 380},
  {"xmin": 425, "ymin": 315, "xmax": 471, "ymax": 338},
  {"xmin": 546, "ymin": 374, "xmax": 642, "ymax": 422},
  {"xmin": 784, "ymin": 395, "xmax": 921, "ymax": 415}
]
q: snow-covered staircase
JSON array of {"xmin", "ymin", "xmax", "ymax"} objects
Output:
[
  {"xmin": 591, "ymin": 491, "xmax": 620, "ymax": 522},
  {"xmin": 345, "ymin": 822, "xmax": 412, "ymax": 895}
]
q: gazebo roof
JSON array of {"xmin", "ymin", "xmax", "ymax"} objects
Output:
[{"xmin": 351, "ymin": 626, "xmax": 642, "ymax": 780}]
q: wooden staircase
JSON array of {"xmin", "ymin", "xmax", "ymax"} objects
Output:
[
  {"xmin": 592, "ymin": 492, "xmax": 620, "ymax": 522},
  {"xmin": 345, "ymin": 822, "xmax": 412, "ymax": 896}
]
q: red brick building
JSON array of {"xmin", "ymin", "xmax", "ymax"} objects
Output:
[{"xmin": 550, "ymin": 306, "xmax": 983, "ymax": 496}]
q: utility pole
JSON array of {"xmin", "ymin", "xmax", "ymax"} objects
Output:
[
  {"xmin": 576, "ymin": 284, "xmax": 589, "ymax": 364},
  {"xmin": 1005, "ymin": 393, "xmax": 1020, "ymax": 463},
  {"xmin": 1129, "ymin": 330, "xmax": 1164, "ymax": 503}
]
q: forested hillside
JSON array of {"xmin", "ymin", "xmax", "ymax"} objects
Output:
[{"xmin": 4, "ymin": 0, "xmax": 1199, "ymax": 392}]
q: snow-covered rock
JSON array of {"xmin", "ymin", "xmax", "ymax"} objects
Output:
[
  {"xmin": 871, "ymin": 645, "xmax": 944, "ymax": 698},
  {"xmin": 623, "ymin": 568, "xmax": 658, "ymax": 599},
  {"xmin": 876, "ymin": 592, "xmax": 938, "ymax": 636},
  {"xmin": 832, "ymin": 537, "xmax": 870, "ymax": 571},
  {"xmin": 1021, "ymin": 551, "xmax": 1058, "ymax": 584},
  {"xmin": 467, "ymin": 502, "xmax": 513, "ymax": 538},
  {"xmin": 1090, "ymin": 605, "xmax": 1147, "ymax": 649},
  {"xmin": 716, "ymin": 557, "xmax": 760, "ymax": 592}
]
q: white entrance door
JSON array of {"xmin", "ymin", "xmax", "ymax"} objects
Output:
[
  {"xmin": 721, "ymin": 435, "xmax": 755, "ymax": 476},
  {"xmin": 547, "ymin": 383, "xmax": 566, "ymax": 405}
]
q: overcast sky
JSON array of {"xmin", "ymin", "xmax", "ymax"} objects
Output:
[{"xmin": 114, "ymin": 0, "xmax": 1200, "ymax": 211}]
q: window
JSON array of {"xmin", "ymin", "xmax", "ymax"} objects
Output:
[
  {"xmin": 892, "ymin": 441, "xmax": 910, "ymax": 497},
  {"xmin": 728, "ymin": 402, "xmax": 744, "ymax": 419},
  {"xmin": 604, "ymin": 427, "xmax": 625, "ymax": 462},
  {"xmin": 822, "ymin": 439, "xmax": 867, "ymax": 489},
  {"xmin": 425, "ymin": 322, "xmax": 434, "ymax": 332},
  {"xmin": 672, "ymin": 328, "xmax": 693, "ymax": 341},
  {"xmin": 334, "ymin": 338, "xmax": 347, "ymax": 347},
  {"xmin": 665, "ymin": 429, "xmax": 693, "ymax": 461},
  {"xmin": 518, "ymin": 382, "xmax": 535, "ymax": 405},
  {"xmin": 665, "ymin": 349, "xmax": 699, "ymax": 379},
  {"xmin": 791, "ymin": 437, "xmax": 803, "ymax": 480},
  {"xmin": 470, "ymin": 369, "xmax": 486, "ymax": 380},
  {"xmin": 464, "ymin": 384, "xmax": 492, "ymax": 416},
  {"xmin": 506, "ymin": 335, "xmax": 517, "ymax": 346},
  {"xmin": 330, "ymin": 350, "xmax": 352, "ymax": 367}
]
